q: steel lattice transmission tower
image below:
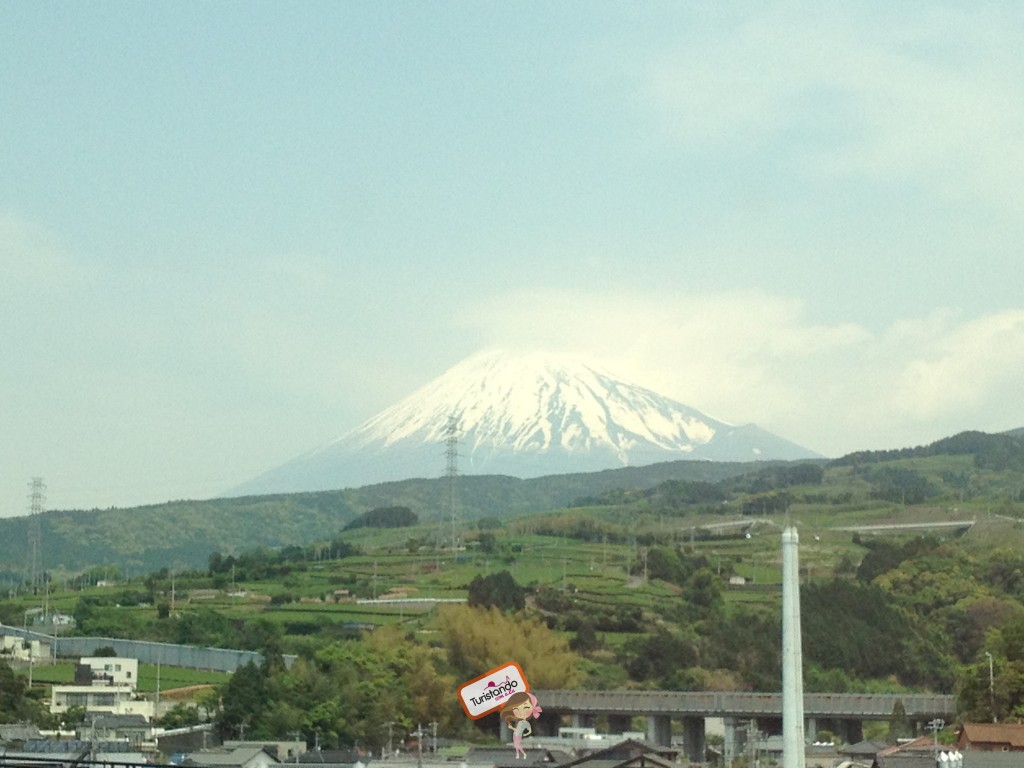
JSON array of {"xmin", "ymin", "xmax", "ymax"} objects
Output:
[
  {"xmin": 27, "ymin": 477, "xmax": 46, "ymax": 590},
  {"xmin": 443, "ymin": 413, "xmax": 461, "ymax": 559}
]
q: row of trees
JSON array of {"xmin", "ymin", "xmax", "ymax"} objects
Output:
[{"xmin": 213, "ymin": 606, "xmax": 582, "ymax": 747}]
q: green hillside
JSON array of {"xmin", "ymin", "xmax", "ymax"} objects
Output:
[
  {"xmin": 0, "ymin": 459, "xmax": 777, "ymax": 577},
  {"xmin": 4, "ymin": 429, "xmax": 1024, "ymax": 744},
  {"xmin": 3, "ymin": 429, "xmax": 1023, "ymax": 580}
]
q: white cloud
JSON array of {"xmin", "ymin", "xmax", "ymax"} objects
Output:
[
  {"xmin": 639, "ymin": 6, "xmax": 1024, "ymax": 207},
  {"xmin": 467, "ymin": 288, "xmax": 1024, "ymax": 457},
  {"xmin": 890, "ymin": 310, "xmax": 1024, "ymax": 419}
]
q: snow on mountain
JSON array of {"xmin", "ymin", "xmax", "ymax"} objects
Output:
[{"xmin": 228, "ymin": 350, "xmax": 821, "ymax": 496}]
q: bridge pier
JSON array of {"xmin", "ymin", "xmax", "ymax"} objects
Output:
[
  {"xmin": 723, "ymin": 717, "xmax": 739, "ymax": 767},
  {"xmin": 840, "ymin": 718, "xmax": 863, "ymax": 744},
  {"xmin": 531, "ymin": 689, "xmax": 955, "ymax": 753},
  {"xmin": 646, "ymin": 714, "xmax": 671, "ymax": 747},
  {"xmin": 572, "ymin": 713, "xmax": 596, "ymax": 729},
  {"xmin": 536, "ymin": 714, "xmax": 559, "ymax": 737},
  {"xmin": 681, "ymin": 716, "xmax": 705, "ymax": 763},
  {"xmin": 808, "ymin": 717, "xmax": 862, "ymax": 745},
  {"xmin": 607, "ymin": 714, "xmax": 632, "ymax": 734}
]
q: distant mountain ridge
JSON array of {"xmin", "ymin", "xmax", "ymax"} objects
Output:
[
  {"xmin": 832, "ymin": 429, "xmax": 1024, "ymax": 471},
  {"xmin": 230, "ymin": 350, "xmax": 821, "ymax": 496},
  {"xmin": 0, "ymin": 429, "xmax": 1019, "ymax": 576},
  {"xmin": 0, "ymin": 458, "xmax": 774, "ymax": 576}
]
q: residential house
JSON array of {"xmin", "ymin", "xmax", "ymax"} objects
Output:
[
  {"xmin": 49, "ymin": 683, "xmax": 154, "ymax": 719},
  {"xmin": 0, "ymin": 738, "xmax": 148, "ymax": 768},
  {"xmin": 0, "ymin": 635, "xmax": 50, "ymax": 663},
  {"xmin": 223, "ymin": 739, "xmax": 306, "ymax": 762},
  {"xmin": 838, "ymin": 739, "xmax": 888, "ymax": 766},
  {"xmin": 50, "ymin": 655, "xmax": 152, "ymax": 720},
  {"xmin": 555, "ymin": 738, "xmax": 678, "ymax": 768},
  {"xmin": 186, "ymin": 745, "xmax": 281, "ymax": 768},
  {"xmin": 464, "ymin": 745, "xmax": 566, "ymax": 767},
  {"xmin": 872, "ymin": 735, "xmax": 963, "ymax": 768},
  {"xmin": 77, "ymin": 656, "xmax": 139, "ymax": 688},
  {"xmin": 79, "ymin": 712, "xmax": 154, "ymax": 747},
  {"xmin": 297, "ymin": 748, "xmax": 370, "ymax": 768},
  {"xmin": 957, "ymin": 723, "xmax": 1024, "ymax": 752},
  {"xmin": 156, "ymin": 723, "xmax": 217, "ymax": 757}
]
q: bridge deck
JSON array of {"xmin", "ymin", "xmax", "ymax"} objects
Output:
[{"xmin": 533, "ymin": 690, "xmax": 955, "ymax": 719}]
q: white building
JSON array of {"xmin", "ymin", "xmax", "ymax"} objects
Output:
[
  {"xmin": 80, "ymin": 656, "xmax": 139, "ymax": 689},
  {"xmin": 49, "ymin": 684, "xmax": 154, "ymax": 720},
  {"xmin": 0, "ymin": 634, "xmax": 51, "ymax": 662}
]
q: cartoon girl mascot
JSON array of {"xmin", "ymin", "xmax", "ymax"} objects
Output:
[{"xmin": 499, "ymin": 691, "xmax": 543, "ymax": 759}]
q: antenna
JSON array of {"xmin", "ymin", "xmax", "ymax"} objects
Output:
[
  {"xmin": 27, "ymin": 477, "xmax": 45, "ymax": 591},
  {"xmin": 444, "ymin": 413, "xmax": 461, "ymax": 561}
]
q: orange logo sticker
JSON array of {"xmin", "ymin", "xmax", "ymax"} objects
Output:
[{"xmin": 457, "ymin": 661, "xmax": 529, "ymax": 719}]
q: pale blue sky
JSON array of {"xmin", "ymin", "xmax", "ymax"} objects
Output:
[{"xmin": 2, "ymin": 2, "xmax": 1023, "ymax": 515}]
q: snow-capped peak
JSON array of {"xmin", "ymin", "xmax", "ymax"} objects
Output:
[
  {"xmin": 332, "ymin": 349, "xmax": 723, "ymax": 461},
  {"xmin": 230, "ymin": 349, "xmax": 819, "ymax": 495}
]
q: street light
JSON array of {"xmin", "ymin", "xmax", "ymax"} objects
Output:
[
  {"xmin": 386, "ymin": 721, "xmax": 400, "ymax": 758},
  {"xmin": 985, "ymin": 652, "xmax": 996, "ymax": 723},
  {"xmin": 927, "ymin": 719, "xmax": 944, "ymax": 766}
]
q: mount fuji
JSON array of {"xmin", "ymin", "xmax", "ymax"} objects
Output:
[{"xmin": 229, "ymin": 350, "xmax": 821, "ymax": 496}]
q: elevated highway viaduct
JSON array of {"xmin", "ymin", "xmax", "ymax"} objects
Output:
[{"xmin": 530, "ymin": 690, "xmax": 956, "ymax": 763}]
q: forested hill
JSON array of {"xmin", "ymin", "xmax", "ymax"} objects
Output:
[
  {"xmin": 831, "ymin": 429, "xmax": 1024, "ymax": 470},
  {"xmin": 1, "ymin": 429, "xmax": 1021, "ymax": 578},
  {"xmin": 0, "ymin": 459, "xmax": 764, "ymax": 577}
]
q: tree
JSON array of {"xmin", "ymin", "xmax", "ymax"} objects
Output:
[
  {"xmin": 569, "ymin": 621, "xmax": 599, "ymax": 654},
  {"xmin": 477, "ymin": 532, "xmax": 497, "ymax": 554},
  {"xmin": 467, "ymin": 571, "xmax": 525, "ymax": 612},
  {"xmin": 437, "ymin": 605, "xmax": 584, "ymax": 689},
  {"xmin": 216, "ymin": 661, "xmax": 269, "ymax": 739},
  {"xmin": 344, "ymin": 506, "xmax": 418, "ymax": 530},
  {"xmin": 623, "ymin": 626, "xmax": 700, "ymax": 684},
  {"xmin": 160, "ymin": 702, "xmax": 202, "ymax": 728},
  {"xmin": 261, "ymin": 629, "xmax": 465, "ymax": 749},
  {"xmin": 0, "ymin": 660, "xmax": 32, "ymax": 721},
  {"xmin": 888, "ymin": 699, "xmax": 912, "ymax": 742},
  {"xmin": 704, "ymin": 612, "xmax": 781, "ymax": 691},
  {"xmin": 684, "ymin": 567, "xmax": 723, "ymax": 616}
]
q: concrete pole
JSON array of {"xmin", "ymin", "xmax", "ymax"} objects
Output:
[{"xmin": 781, "ymin": 527, "xmax": 806, "ymax": 768}]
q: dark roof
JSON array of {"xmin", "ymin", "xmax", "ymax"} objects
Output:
[
  {"xmin": 20, "ymin": 739, "xmax": 90, "ymax": 754},
  {"xmin": 0, "ymin": 724, "xmax": 42, "ymax": 743},
  {"xmin": 874, "ymin": 756, "xmax": 938, "ymax": 768},
  {"xmin": 187, "ymin": 746, "xmax": 281, "ymax": 766},
  {"xmin": 840, "ymin": 740, "xmax": 888, "ymax": 757},
  {"xmin": 873, "ymin": 735, "xmax": 961, "ymax": 768},
  {"xmin": 556, "ymin": 739, "xmax": 675, "ymax": 768},
  {"xmin": 86, "ymin": 713, "xmax": 151, "ymax": 728},
  {"xmin": 298, "ymin": 750, "xmax": 368, "ymax": 764},
  {"xmin": 876, "ymin": 736, "xmax": 935, "ymax": 755},
  {"xmin": 464, "ymin": 747, "xmax": 559, "ymax": 767}
]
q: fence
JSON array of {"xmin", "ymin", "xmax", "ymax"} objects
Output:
[{"xmin": 0, "ymin": 624, "xmax": 295, "ymax": 673}]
